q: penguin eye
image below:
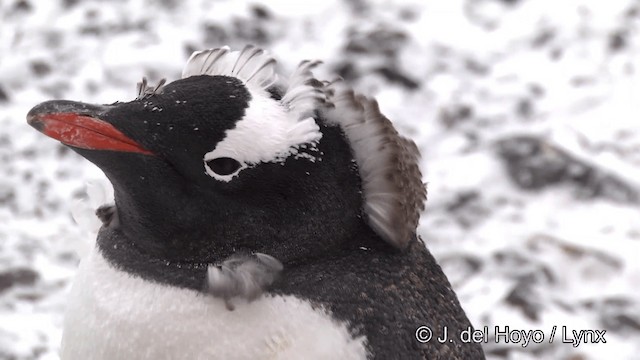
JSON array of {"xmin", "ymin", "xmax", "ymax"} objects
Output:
[{"xmin": 205, "ymin": 157, "xmax": 242, "ymax": 176}]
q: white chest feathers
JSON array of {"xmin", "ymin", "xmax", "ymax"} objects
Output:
[{"xmin": 61, "ymin": 250, "xmax": 369, "ymax": 360}]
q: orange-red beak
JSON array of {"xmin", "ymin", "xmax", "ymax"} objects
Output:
[{"xmin": 27, "ymin": 100, "xmax": 152, "ymax": 155}]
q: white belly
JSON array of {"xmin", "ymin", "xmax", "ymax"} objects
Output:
[{"xmin": 61, "ymin": 250, "xmax": 368, "ymax": 360}]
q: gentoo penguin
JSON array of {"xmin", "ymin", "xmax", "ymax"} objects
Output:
[{"xmin": 27, "ymin": 45, "xmax": 485, "ymax": 360}]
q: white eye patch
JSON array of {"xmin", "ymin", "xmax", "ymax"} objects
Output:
[{"xmin": 203, "ymin": 94, "xmax": 322, "ymax": 182}]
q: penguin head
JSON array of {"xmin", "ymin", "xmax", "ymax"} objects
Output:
[{"xmin": 27, "ymin": 45, "xmax": 426, "ymax": 268}]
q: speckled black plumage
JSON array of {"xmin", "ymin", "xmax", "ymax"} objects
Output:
[{"xmin": 274, "ymin": 236, "xmax": 484, "ymax": 359}]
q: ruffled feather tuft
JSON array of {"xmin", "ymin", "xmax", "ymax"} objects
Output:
[{"xmin": 322, "ymin": 80, "xmax": 427, "ymax": 249}]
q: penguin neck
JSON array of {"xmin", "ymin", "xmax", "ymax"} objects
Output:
[
  {"xmin": 95, "ymin": 211, "xmax": 391, "ymax": 292},
  {"xmin": 96, "ymin": 225, "xmax": 210, "ymax": 290},
  {"xmin": 94, "ymin": 181, "xmax": 218, "ymax": 291}
]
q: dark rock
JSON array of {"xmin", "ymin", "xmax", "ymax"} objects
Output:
[
  {"xmin": 625, "ymin": 4, "xmax": 639, "ymax": 18},
  {"xmin": 581, "ymin": 296, "xmax": 632, "ymax": 309},
  {"xmin": 0, "ymin": 187, "xmax": 16, "ymax": 207},
  {"xmin": 528, "ymin": 83, "xmax": 544, "ymax": 98},
  {"xmin": 44, "ymin": 30, "xmax": 63, "ymax": 49},
  {"xmin": 335, "ymin": 27, "xmax": 415, "ymax": 89},
  {"xmin": 446, "ymin": 190, "xmax": 479, "ymax": 212},
  {"xmin": 493, "ymin": 250, "xmax": 530, "ymax": 265},
  {"xmin": 0, "ymin": 85, "xmax": 8, "ymax": 102},
  {"xmin": 56, "ymin": 144, "xmax": 71, "ymax": 157},
  {"xmin": 571, "ymin": 76, "xmax": 595, "ymax": 87},
  {"xmin": 580, "ymin": 297, "xmax": 640, "ymax": 333},
  {"xmin": 497, "ymin": 0, "xmax": 522, "ymax": 5},
  {"xmin": 0, "ymin": 268, "xmax": 39, "ymax": 293},
  {"xmin": 202, "ymin": 23, "xmax": 228, "ymax": 46},
  {"xmin": 62, "ymin": 0, "xmax": 81, "ymax": 8},
  {"xmin": 550, "ymin": 47, "xmax": 563, "ymax": 60},
  {"xmin": 516, "ymin": 98, "xmax": 533, "ymax": 118},
  {"xmin": 495, "ymin": 136, "xmax": 640, "ymax": 203},
  {"xmin": 484, "ymin": 347, "xmax": 511, "ymax": 358},
  {"xmin": 443, "ymin": 254, "xmax": 483, "ymax": 273},
  {"xmin": 183, "ymin": 43, "xmax": 199, "ymax": 59},
  {"xmin": 445, "ymin": 190, "xmax": 490, "ymax": 228},
  {"xmin": 399, "ymin": 7, "xmax": 419, "ymax": 22},
  {"xmin": 13, "ymin": 0, "xmax": 32, "ymax": 12},
  {"xmin": 17, "ymin": 293, "xmax": 45, "ymax": 302},
  {"xmin": 0, "ymin": 347, "xmax": 19, "ymax": 360},
  {"xmin": 345, "ymin": 28, "xmax": 407, "ymax": 57},
  {"xmin": 23, "ymin": 170, "xmax": 33, "ymax": 182},
  {"xmin": 30, "ymin": 60, "xmax": 51, "ymax": 76},
  {"xmin": 573, "ymin": 170, "xmax": 639, "ymax": 203},
  {"xmin": 608, "ymin": 30, "xmax": 627, "ymax": 53},
  {"xmin": 505, "ymin": 282, "xmax": 541, "ymax": 321},
  {"xmin": 344, "ymin": 0, "xmax": 370, "ymax": 15},
  {"xmin": 439, "ymin": 104, "xmax": 474, "ymax": 128},
  {"xmin": 532, "ymin": 28, "xmax": 555, "ymax": 48},
  {"xmin": 250, "ymin": 4, "xmax": 272, "ymax": 20},
  {"xmin": 374, "ymin": 66, "xmax": 419, "ymax": 89},
  {"xmin": 0, "ymin": 134, "xmax": 10, "ymax": 147},
  {"xmin": 79, "ymin": 25, "xmax": 102, "ymax": 36},
  {"xmin": 464, "ymin": 58, "xmax": 489, "ymax": 75},
  {"xmin": 157, "ymin": 0, "xmax": 179, "ymax": 9},
  {"xmin": 527, "ymin": 235, "xmax": 622, "ymax": 276},
  {"xmin": 232, "ymin": 17, "xmax": 269, "ymax": 44},
  {"xmin": 20, "ymin": 148, "xmax": 36, "ymax": 159},
  {"xmin": 333, "ymin": 62, "xmax": 359, "ymax": 82},
  {"xmin": 32, "ymin": 345, "xmax": 47, "ymax": 358},
  {"xmin": 602, "ymin": 313, "xmax": 640, "ymax": 332}
]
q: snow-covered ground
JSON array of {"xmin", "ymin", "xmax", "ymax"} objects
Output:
[{"xmin": 1, "ymin": 0, "xmax": 639, "ymax": 358}]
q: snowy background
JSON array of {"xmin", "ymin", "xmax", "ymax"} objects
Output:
[{"xmin": 1, "ymin": 0, "xmax": 640, "ymax": 358}]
